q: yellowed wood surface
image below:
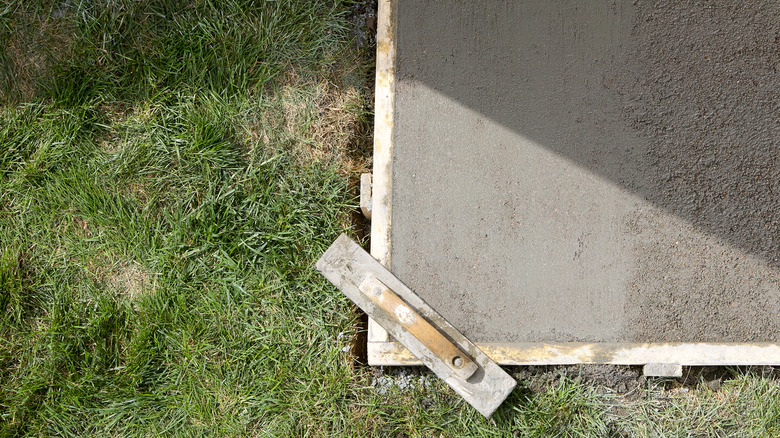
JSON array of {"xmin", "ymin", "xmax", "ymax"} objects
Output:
[
  {"xmin": 369, "ymin": 341, "xmax": 780, "ymax": 366},
  {"xmin": 359, "ymin": 275, "xmax": 477, "ymax": 380}
]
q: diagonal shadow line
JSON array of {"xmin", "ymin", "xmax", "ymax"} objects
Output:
[{"xmin": 393, "ymin": 0, "xmax": 779, "ymax": 269}]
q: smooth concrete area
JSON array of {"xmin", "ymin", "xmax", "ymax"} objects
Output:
[{"xmin": 387, "ymin": 1, "xmax": 779, "ymax": 344}]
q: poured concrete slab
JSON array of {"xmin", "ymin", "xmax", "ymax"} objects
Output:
[{"xmin": 369, "ymin": 0, "xmax": 780, "ymax": 365}]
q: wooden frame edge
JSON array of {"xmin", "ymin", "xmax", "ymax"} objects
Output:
[
  {"xmin": 369, "ymin": 341, "xmax": 780, "ymax": 366},
  {"xmin": 367, "ymin": 0, "xmax": 395, "ymax": 348}
]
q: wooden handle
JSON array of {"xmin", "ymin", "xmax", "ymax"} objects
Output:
[{"xmin": 359, "ymin": 275, "xmax": 478, "ymax": 380}]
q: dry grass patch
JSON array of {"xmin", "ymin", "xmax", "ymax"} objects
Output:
[
  {"xmin": 310, "ymin": 80, "xmax": 366, "ymax": 167},
  {"xmin": 106, "ymin": 260, "xmax": 154, "ymax": 302},
  {"xmin": 1, "ymin": 7, "xmax": 75, "ymax": 102},
  {"xmin": 3, "ymin": 34, "xmax": 46, "ymax": 100},
  {"xmin": 244, "ymin": 62, "xmax": 373, "ymax": 177}
]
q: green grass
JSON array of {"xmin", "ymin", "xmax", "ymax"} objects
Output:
[{"xmin": 1, "ymin": 0, "xmax": 780, "ymax": 436}]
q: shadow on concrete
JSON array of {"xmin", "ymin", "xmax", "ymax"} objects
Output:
[{"xmin": 394, "ymin": 0, "xmax": 779, "ymax": 267}]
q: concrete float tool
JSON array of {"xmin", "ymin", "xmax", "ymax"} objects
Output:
[{"xmin": 316, "ymin": 234, "xmax": 516, "ymax": 417}]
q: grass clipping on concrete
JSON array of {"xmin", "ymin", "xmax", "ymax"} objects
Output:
[{"xmin": 1, "ymin": 1, "xmax": 779, "ymax": 437}]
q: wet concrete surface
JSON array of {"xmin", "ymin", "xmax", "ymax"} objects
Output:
[{"xmin": 388, "ymin": 0, "xmax": 779, "ymax": 343}]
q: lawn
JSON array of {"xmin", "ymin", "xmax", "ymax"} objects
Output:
[{"xmin": 1, "ymin": 1, "xmax": 779, "ymax": 436}]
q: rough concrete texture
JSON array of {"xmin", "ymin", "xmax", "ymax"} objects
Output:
[
  {"xmin": 644, "ymin": 363, "xmax": 683, "ymax": 378},
  {"xmin": 389, "ymin": 1, "xmax": 779, "ymax": 343}
]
